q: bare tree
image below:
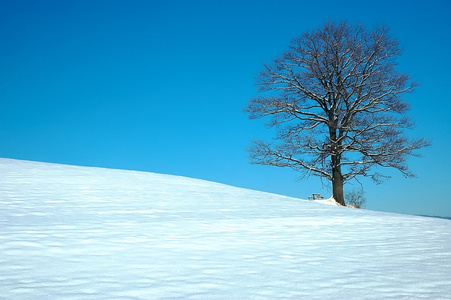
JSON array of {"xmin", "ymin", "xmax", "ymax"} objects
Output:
[
  {"xmin": 245, "ymin": 21, "xmax": 429, "ymax": 206},
  {"xmin": 345, "ymin": 189, "xmax": 366, "ymax": 208}
]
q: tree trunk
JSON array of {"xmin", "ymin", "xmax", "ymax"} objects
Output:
[
  {"xmin": 331, "ymin": 153, "xmax": 345, "ymax": 206},
  {"xmin": 332, "ymin": 167, "xmax": 345, "ymax": 206},
  {"xmin": 329, "ymin": 120, "xmax": 345, "ymax": 206}
]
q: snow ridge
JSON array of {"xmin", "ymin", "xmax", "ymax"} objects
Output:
[{"xmin": 1, "ymin": 158, "xmax": 450, "ymax": 299}]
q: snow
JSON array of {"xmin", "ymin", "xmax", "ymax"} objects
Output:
[
  {"xmin": 312, "ymin": 197, "xmax": 341, "ymax": 206},
  {"xmin": 1, "ymin": 158, "xmax": 450, "ymax": 299}
]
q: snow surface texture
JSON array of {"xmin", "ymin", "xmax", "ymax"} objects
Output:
[{"xmin": 1, "ymin": 158, "xmax": 450, "ymax": 299}]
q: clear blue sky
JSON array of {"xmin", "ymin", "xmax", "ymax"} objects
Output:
[{"xmin": 1, "ymin": 0, "xmax": 450, "ymax": 217}]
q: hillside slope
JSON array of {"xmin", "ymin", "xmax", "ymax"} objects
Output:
[{"xmin": 1, "ymin": 158, "xmax": 450, "ymax": 299}]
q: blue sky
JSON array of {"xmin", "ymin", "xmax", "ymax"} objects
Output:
[{"xmin": 1, "ymin": 0, "xmax": 450, "ymax": 217}]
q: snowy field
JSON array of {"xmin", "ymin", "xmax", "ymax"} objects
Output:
[{"xmin": 1, "ymin": 158, "xmax": 450, "ymax": 299}]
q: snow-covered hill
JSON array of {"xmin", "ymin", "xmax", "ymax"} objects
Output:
[{"xmin": 1, "ymin": 158, "xmax": 450, "ymax": 299}]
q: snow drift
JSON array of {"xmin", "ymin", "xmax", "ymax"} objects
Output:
[{"xmin": 1, "ymin": 158, "xmax": 450, "ymax": 299}]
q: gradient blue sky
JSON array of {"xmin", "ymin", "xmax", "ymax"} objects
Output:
[{"xmin": 1, "ymin": 0, "xmax": 450, "ymax": 217}]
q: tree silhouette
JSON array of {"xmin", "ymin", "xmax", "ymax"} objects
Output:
[{"xmin": 245, "ymin": 21, "xmax": 429, "ymax": 205}]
